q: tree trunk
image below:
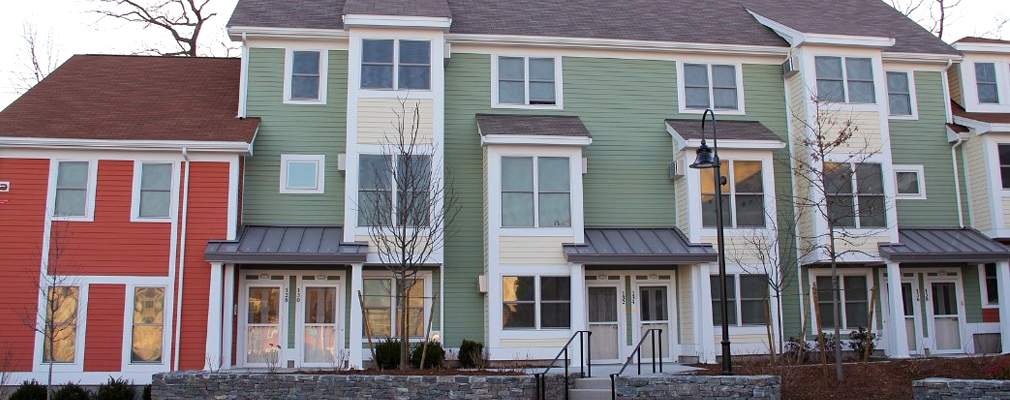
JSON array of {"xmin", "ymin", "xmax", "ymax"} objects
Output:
[
  {"xmin": 828, "ymin": 228, "xmax": 844, "ymax": 381},
  {"xmin": 398, "ymin": 283, "xmax": 409, "ymax": 370},
  {"xmin": 764, "ymin": 295, "xmax": 776, "ymax": 363}
]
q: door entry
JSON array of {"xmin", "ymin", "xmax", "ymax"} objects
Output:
[
  {"xmin": 588, "ymin": 286, "xmax": 621, "ymax": 362},
  {"xmin": 900, "ymin": 281, "xmax": 922, "ymax": 353},
  {"xmin": 637, "ymin": 286, "xmax": 670, "ymax": 359},
  {"xmin": 300, "ymin": 285, "xmax": 339, "ymax": 365},
  {"xmin": 245, "ymin": 285, "xmax": 283, "ymax": 366},
  {"xmin": 928, "ymin": 282, "xmax": 962, "ymax": 352}
]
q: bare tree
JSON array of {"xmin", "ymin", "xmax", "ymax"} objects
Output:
[
  {"xmin": 90, "ymin": 0, "xmax": 218, "ymax": 56},
  {"xmin": 889, "ymin": 0, "xmax": 928, "ymax": 20},
  {"xmin": 788, "ymin": 93, "xmax": 891, "ymax": 381},
  {"xmin": 19, "ymin": 222, "xmax": 82, "ymax": 399},
  {"xmin": 357, "ymin": 99, "xmax": 459, "ymax": 369},
  {"xmin": 927, "ymin": 0, "xmax": 962, "ymax": 41},
  {"xmin": 888, "ymin": 0, "xmax": 962, "ymax": 40},
  {"xmin": 11, "ymin": 22, "xmax": 61, "ymax": 94},
  {"xmin": 0, "ymin": 343, "xmax": 16, "ymax": 399}
]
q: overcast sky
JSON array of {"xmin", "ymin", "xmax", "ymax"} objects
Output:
[{"xmin": 1, "ymin": 0, "xmax": 1007, "ymax": 109}]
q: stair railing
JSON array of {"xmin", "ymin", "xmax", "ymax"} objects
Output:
[
  {"xmin": 609, "ymin": 328, "xmax": 663, "ymax": 400},
  {"xmin": 533, "ymin": 330, "xmax": 592, "ymax": 400}
]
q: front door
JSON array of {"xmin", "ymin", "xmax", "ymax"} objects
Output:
[
  {"xmin": 927, "ymin": 280, "xmax": 965, "ymax": 353},
  {"xmin": 588, "ymin": 285, "xmax": 622, "ymax": 362},
  {"xmin": 297, "ymin": 282, "xmax": 342, "ymax": 367},
  {"xmin": 637, "ymin": 285, "xmax": 671, "ymax": 360},
  {"xmin": 243, "ymin": 283, "xmax": 285, "ymax": 367},
  {"xmin": 900, "ymin": 279, "xmax": 924, "ymax": 354}
]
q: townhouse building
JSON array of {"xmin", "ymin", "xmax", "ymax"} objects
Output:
[{"xmin": 3, "ymin": 0, "xmax": 1010, "ymax": 386}]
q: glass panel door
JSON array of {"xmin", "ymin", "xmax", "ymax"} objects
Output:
[
  {"xmin": 588, "ymin": 286, "xmax": 620, "ymax": 361},
  {"xmin": 930, "ymin": 282, "xmax": 962, "ymax": 351},
  {"xmin": 901, "ymin": 282, "xmax": 917, "ymax": 352},
  {"xmin": 302, "ymin": 286, "xmax": 338, "ymax": 365},
  {"xmin": 638, "ymin": 286, "xmax": 670, "ymax": 359},
  {"xmin": 246, "ymin": 286, "xmax": 281, "ymax": 365}
]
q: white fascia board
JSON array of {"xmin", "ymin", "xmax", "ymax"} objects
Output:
[
  {"xmin": 953, "ymin": 116, "xmax": 994, "ymax": 135},
  {"xmin": 666, "ymin": 125, "xmax": 785, "ymax": 151},
  {"xmin": 479, "ymin": 134, "xmax": 592, "ymax": 147},
  {"xmin": 444, "ymin": 33, "xmax": 790, "ymax": 57},
  {"xmin": 0, "ymin": 137, "xmax": 253, "ymax": 154},
  {"xmin": 227, "ymin": 26, "xmax": 349, "ymax": 41},
  {"xmin": 342, "ymin": 14, "xmax": 452, "ymax": 29},
  {"xmin": 747, "ymin": 10, "xmax": 894, "ymax": 49},
  {"xmin": 946, "ymin": 126, "xmax": 971, "ymax": 143},
  {"xmin": 953, "ymin": 42, "xmax": 1010, "ymax": 54},
  {"xmin": 882, "ymin": 52, "xmax": 963, "ymax": 64}
]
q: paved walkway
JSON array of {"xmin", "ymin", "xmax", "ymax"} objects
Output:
[{"xmin": 529, "ymin": 362, "xmax": 702, "ymax": 377}]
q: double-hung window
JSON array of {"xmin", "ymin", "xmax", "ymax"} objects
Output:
[
  {"xmin": 502, "ymin": 276, "xmax": 571, "ymax": 329},
  {"xmin": 825, "ymin": 162, "xmax": 885, "ymax": 228},
  {"xmin": 998, "ymin": 145, "xmax": 1010, "ymax": 190},
  {"xmin": 361, "ymin": 39, "xmax": 431, "ymax": 90},
  {"xmin": 501, "ymin": 156, "xmax": 570, "ymax": 228},
  {"xmin": 43, "ymin": 286, "xmax": 79, "ymax": 363},
  {"xmin": 816, "ymin": 56, "xmax": 875, "ymax": 103},
  {"xmin": 362, "ymin": 278, "xmax": 425, "ymax": 338},
  {"xmin": 700, "ymin": 160, "xmax": 765, "ymax": 228},
  {"xmin": 131, "ymin": 287, "xmax": 165, "ymax": 363},
  {"xmin": 984, "ymin": 264, "xmax": 1000, "ymax": 306},
  {"xmin": 136, "ymin": 163, "xmax": 172, "ymax": 219},
  {"xmin": 683, "ymin": 64, "xmax": 740, "ymax": 111},
  {"xmin": 288, "ymin": 50, "xmax": 325, "ymax": 102},
  {"xmin": 815, "ymin": 275, "xmax": 869, "ymax": 329},
  {"xmin": 54, "ymin": 161, "xmax": 91, "ymax": 218},
  {"xmin": 886, "ymin": 71, "xmax": 914, "ymax": 116},
  {"xmin": 711, "ymin": 274, "xmax": 768, "ymax": 326},
  {"xmin": 976, "ymin": 63, "xmax": 1000, "ymax": 104},
  {"xmin": 496, "ymin": 56, "xmax": 559, "ymax": 106},
  {"xmin": 358, "ymin": 155, "xmax": 432, "ymax": 227}
]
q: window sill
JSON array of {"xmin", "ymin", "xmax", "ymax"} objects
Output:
[
  {"xmin": 52, "ymin": 215, "xmax": 94, "ymax": 223},
  {"xmin": 895, "ymin": 194, "xmax": 926, "ymax": 200},
  {"xmin": 131, "ymin": 216, "xmax": 172, "ymax": 223},
  {"xmin": 699, "ymin": 227, "xmax": 773, "ymax": 237},
  {"xmin": 813, "ymin": 101, "xmax": 879, "ymax": 112},
  {"xmin": 499, "ymin": 227, "xmax": 575, "ymax": 237},
  {"xmin": 680, "ymin": 107, "xmax": 745, "ymax": 116},
  {"xmin": 887, "ymin": 114, "xmax": 918, "ymax": 121},
  {"xmin": 283, "ymin": 99, "xmax": 327, "ymax": 106},
  {"xmin": 279, "ymin": 189, "xmax": 325, "ymax": 195},
  {"xmin": 491, "ymin": 103, "xmax": 564, "ymax": 111}
]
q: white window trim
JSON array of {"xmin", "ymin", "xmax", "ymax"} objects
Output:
[
  {"xmin": 808, "ymin": 269, "xmax": 875, "ymax": 333},
  {"xmin": 131, "ymin": 161, "xmax": 177, "ymax": 223},
  {"xmin": 499, "ymin": 155, "xmax": 573, "ymax": 230},
  {"xmin": 979, "ymin": 264, "xmax": 1000, "ymax": 308},
  {"xmin": 676, "ymin": 61, "xmax": 746, "ymax": 115},
  {"xmin": 121, "ymin": 284, "xmax": 170, "ymax": 372},
  {"xmin": 814, "ymin": 55, "xmax": 877, "ymax": 106},
  {"xmin": 825, "ymin": 160, "xmax": 887, "ymax": 229},
  {"xmin": 33, "ymin": 283, "xmax": 87, "ymax": 372},
  {"xmin": 500, "ymin": 274, "xmax": 572, "ymax": 331},
  {"xmin": 361, "ymin": 272, "xmax": 434, "ymax": 341},
  {"xmin": 960, "ymin": 58, "xmax": 1010, "ymax": 113},
  {"xmin": 50, "ymin": 159, "xmax": 98, "ymax": 222},
  {"xmin": 711, "ymin": 273, "xmax": 770, "ymax": 329},
  {"xmin": 893, "ymin": 164, "xmax": 926, "ymax": 200},
  {"xmin": 885, "ymin": 70, "xmax": 919, "ymax": 120},
  {"xmin": 283, "ymin": 48, "xmax": 328, "ymax": 105},
  {"xmin": 280, "ymin": 154, "xmax": 325, "ymax": 194},
  {"xmin": 491, "ymin": 54, "xmax": 564, "ymax": 110},
  {"xmin": 691, "ymin": 151, "xmax": 777, "ymax": 237},
  {"xmin": 359, "ymin": 38, "xmax": 433, "ymax": 92}
]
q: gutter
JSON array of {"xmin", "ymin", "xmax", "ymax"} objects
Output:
[{"xmin": 173, "ymin": 147, "xmax": 192, "ymax": 370}]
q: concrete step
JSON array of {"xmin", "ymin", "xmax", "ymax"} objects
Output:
[
  {"xmin": 568, "ymin": 388, "xmax": 612, "ymax": 400},
  {"xmin": 572, "ymin": 377, "xmax": 612, "ymax": 390}
]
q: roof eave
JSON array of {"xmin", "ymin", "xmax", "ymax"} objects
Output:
[
  {"xmin": 480, "ymin": 134, "xmax": 592, "ymax": 147},
  {"xmin": 342, "ymin": 14, "xmax": 451, "ymax": 30},
  {"xmin": 0, "ymin": 136, "xmax": 254, "ymax": 154},
  {"xmin": 746, "ymin": 10, "xmax": 895, "ymax": 49},
  {"xmin": 228, "ymin": 26, "xmax": 349, "ymax": 41},
  {"xmin": 564, "ymin": 253, "xmax": 719, "ymax": 265}
]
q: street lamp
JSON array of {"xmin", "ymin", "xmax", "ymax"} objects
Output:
[{"xmin": 689, "ymin": 108, "xmax": 732, "ymax": 375}]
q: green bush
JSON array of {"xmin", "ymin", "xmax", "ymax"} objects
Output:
[
  {"xmin": 53, "ymin": 383, "xmax": 90, "ymax": 400},
  {"xmin": 410, "ymin": 341, "xmax": 445, "ymax": 369},
  {"xmin": 9, "ymin": 380, "xmax": 47, "ymax": 400},
  {"xmin": 142, "ymin": 384, "xmax": 152, "ymax": 400},
  {"xmin": 92, "ymin": 378, "xmax": 134, "ymax": 400},
  {"xmin": 374, "ymin": 338, "xmax": 401, "ymax": 370},
  {"xmin": 457, "ymin": 340, "xmax": 484, "ymax": 369}
]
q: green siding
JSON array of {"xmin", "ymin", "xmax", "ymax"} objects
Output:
[
  {"xmin": 890, "ymin": 71, "xmax": 960, "ymax": 227},
  {"xmin": 962, "ymin": 265, "xmax": 984, "ymax": 324},
  {"xmin": 243, "ymin": 48, "xmax": 349, "ymax": 224}
]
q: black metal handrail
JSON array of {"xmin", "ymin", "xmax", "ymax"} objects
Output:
[
  {"xmin": 533, "ymin": 330, "xmax": 592, "ymax": 400},
  {"xmin": 609, "ymin": 328, "xmax": 663, "ymax": 400}
]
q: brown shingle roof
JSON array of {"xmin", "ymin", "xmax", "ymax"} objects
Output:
[
  {"xmin": 952, "ymin": 101, "xmax": 1010, "ymax": 125},
  {"xmin": 666, "ymin": 119, "xmax": 783, "ymax": 142},
  {"xmin": 343, "ymin": 0, "xmax": 451, "ymax": 18},
  {"xmin": 0, "ymin": 55, "xmax": 259, "ymax": 143},
  {"xmin": 954, "ymin": 37, "xmax": 1010, "ymax": 45},
  {"xmin": 229, "ymin": 0, "xmax": 956, "ymax": 55},
  {"xmin": 476, "ymin": 114, "xmax": 592, "ymax": 138}
]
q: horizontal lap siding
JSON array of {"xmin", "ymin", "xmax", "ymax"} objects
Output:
[
  {"xmin": 55, "ymin": 160, "xmax": 171, "ymax": 276},
  {"xmin": 84, "ymin": 284, "xmax": 125, "ymax": 372},
  {"xmin": 0, "ymin": 158, "xmax": 50, "ymax": 371},
  {"xmin": 178, "ymin": 162, "xmax": 230, "ymax": 370}
]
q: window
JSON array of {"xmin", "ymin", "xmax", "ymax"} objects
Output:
[
  {"xmin": 886, "ymin": 71, "xmax": 913, "ymax": 116},
  {"xmin": 43, "ymin": 286, "xmax": 79, "ymax": 363},
  {"xmin": 815, "ymin": 275, "xmax": 869, "ymax": 329},
  {"xmin": 501, "ymin": 157, "xmax": 571, "ymax": 228},
  {"xmin": 894, "ymin": 165, "xmax": 925, "ymax": 199},
  {"xmin": 495, "ymin": 56, "xmax": 559, "ymax": 107},
  {"xmin": 361, "ymin": 39, "xmax": 431, "ymax": 90},
  {"xmin": 711, "ymin": 274, "xmax": 768, "ymax": 326},
  {"xmin": 357, "ymin": 155, "xmax": 432, "ymax": 227},
  {"xmin": 976, "ymin": 63, "xmax": 1000, "ymax": 104},
  {"xmin": 683, "ymin": 63, "xmax": 740, "ymax": 111},
  {"xmin": 984, "ymin": 264, "xmax": 999, "ymax": 306},
  {"xmin": 54, "ymin": 161, "xmax": 91, "ymax": 218},
  {"xmin": 825, "ymin": 162, "xmax": 885, "ymax": 228},
  {"xmin": 815, "ymin": 56, "xmax": 875, "ymax": 103},
  {"xmin": 131, "ymin": 287, "xmax": 165, "ymax": 363},
  {"xmin": 136, "ymin": 163, "xmax": 172, "ymax": 219},
  {"xmin": 999, "ymin": 145, "xmax": 1010, "ymax": 189},
  {"xmin": 362, "ymin": 278, "xmax": 425, "ymax": 338},
  {"xmin": 286, "ymin": 50, "xmax": 326, "ymax": 103},
  {"xmin": 700, "ymin": 160, "xmax": 765, "ymax": 228},
  {"xmin": 280, "ymin": 155, "xmax": 325, "ymax": 194},
  {"xmin": 502, "ymin": 276, "xmax": 570, "ymax": 329}
]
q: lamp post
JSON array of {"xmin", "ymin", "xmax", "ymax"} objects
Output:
[{"xmin": 689, "ymin": 108, "xmax": 732, "ymax": 375}]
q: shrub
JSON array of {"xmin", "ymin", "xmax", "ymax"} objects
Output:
[
  {"xmin": 458, "ymin": 340, "xmax": 485, "ymax": 369},
  {"xmin": 143, "ymin": 384, "xmax": 152, "ymax": 400},
  {"xmin": 848, "ymin": 327, "xmax": 877, "ymax": 360},
  {"xmin": 987, "ymin": 357, "xmax": 1010, "ymax": 380},
  {"xmin": 410, "ymin": 341, "xmax": 445, "ymax": 369},
  {"xmin": 374, "ymin": 338, "xmax": 401, "ymax": 370},
  {"xmin": 9, "ymin": 380, "xmax": 47, "ymax": 400},
  {"xmin": 783, "ymin": 336, "xmax": 811, "ymax": 364},
  {"xmin": 53, "ymin": 383, "xmax": 90, "ymax": 400},
  {"xmin": 816, "ymin": 334, "xmax": 838, "ymax": 363},
  {"xmin": 92, "ymin": 378, "xmax": 135, "ymax": 400}
]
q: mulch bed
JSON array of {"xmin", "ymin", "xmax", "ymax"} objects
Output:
[{"xmin": 694, "ymin": 356, "xmax": 1009, "ymax": 400}]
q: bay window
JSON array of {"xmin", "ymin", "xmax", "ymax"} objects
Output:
[
  {"xmin": 361, "ymin": 39, "xmax": 431, "ymax": 90},
  {"xmin": 362, "ymin": 278, "xmax": 425, "ymax": 338},
  {"xmin": 358, "ymin": 154, "xmax": 431, "ymax": 227},
  {"xmin": 501, "ymin": 156, "xmax": 571, "ymax": 228},
  {"xmin": 826, "ymin": 162, "xmax": 885, "ymax": 228},
  {"xmin": 711, "ymin": 274, "xmax": 768, "ymax": 326},
  {"xmin": 815, "ymin": 275, "xmax": 869, "ymax": 330},
  {"xmin": 700, "ymin": 160, "xmax": 765, "ymax": 228},
  {"xmin": 502, "ymin": 276, "xmax": 571, "ymax": 329},
  {"xmin": 816, "ymin": 56, "xmax": 875, "ymax": 103}
]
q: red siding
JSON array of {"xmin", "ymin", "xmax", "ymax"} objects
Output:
[
  {"xmin": 0, "ymin": 158, "xmax": 50, "ymax": 371},
  {"xmin": 54, "ymin": 160, "xmax": 171, "ymax": 276},
  {"xmin": 176, "ymin": 161, "xmax": 230, "ymax": 370},
  {"xmin": 983, "ymin": 308, "xmax": 1001, "ymax": 323},
  {"xmin": 84, "ymin": 284, "xmax": 125, "ymax": 372}
]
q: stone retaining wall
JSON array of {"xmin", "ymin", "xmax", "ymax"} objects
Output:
[
  {"xmin": 913, "ymin": 378, "xmax": 1010, "ymax": 400},
  {"xmin": 152, "ymin": 371, "xmax": 572, "ymax": 400},
  {"xmin": 615, "ymin": 374, "xmax": 781, "ymax": 399}
]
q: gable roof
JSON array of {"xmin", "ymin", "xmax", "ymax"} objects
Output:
[
  {"xmin": 0, "ymin": 55, "xmax": 259, "ymax": 144},
  {"xmin": 228, "ymin": 0, "xmax": 956, "ymax": 55},
  {"xmin": 666, "ymin": 119, "xmax": 783, "ymax": 142}
]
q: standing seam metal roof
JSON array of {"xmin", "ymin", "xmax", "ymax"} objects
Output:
[
  {"xmin": 564, "ymin": 227, "xmax": 717, "ymax": 264},
  {"xmin": 205, "ymin": 225, "xmax": 368, "ymax": 264},
  {"xmin": 878, "ymin": 228, "xmax": 1010, "ymax": 263}
]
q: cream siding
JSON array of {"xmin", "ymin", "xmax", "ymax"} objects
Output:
[
  {"xmin": 1003, "ymin": 197, "xmax": 1010, "ymax": 229},
  {"xmin": 818, "ymin": 109, "xmax": 885, "ymax": 154},
  {"xmin": 705, "ymin": 235, "xmax": 774, "ymax": 265},
  {"xmin": 499, "ymin": 338, "xmax": 570, "ymax": 348},
  {"xmin": 357, "ymin": 98, "xmax": 434, "ymax": 145},
  {"xmin": 678, "ymin": 266, "xmax": 694, "ymax": 343},
  {"xmin": 965, "ymin": 136, "xmax": 994, "ymax": 232},
  {"xmin": 714, "ymin": 334, "xmax": 769, "ymax": 344},
  {"xmin": 499, "ymin": 236, "xmax": 572, "ymax": 265},
  {"xmin": 948, "ymin": 64, "xmax": 963, "ymax": 106},
  {"xmin": 675, "ymin": 174, "xmax": 690, "ymax": 234}
]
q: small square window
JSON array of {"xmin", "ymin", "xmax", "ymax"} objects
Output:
[{"xmin": 281, "ymin": 155, "xmax": 325, "ymax": 194}]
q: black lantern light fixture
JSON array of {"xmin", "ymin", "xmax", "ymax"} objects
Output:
[{"xmin": 689, "ymin": 108, "xmax": 732, "ymax": 375}]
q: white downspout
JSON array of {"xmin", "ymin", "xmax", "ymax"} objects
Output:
[
  {"xmin": 173, "ymin": 148, "xmax": 192, "ymax": 370},
  {"xmin": 952, "ymin": 137, "xmax": 966, "ymax": 228}
]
